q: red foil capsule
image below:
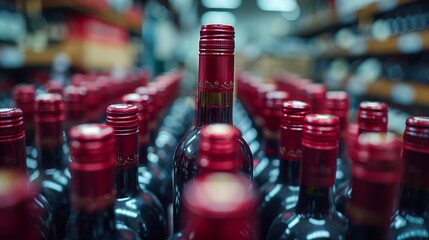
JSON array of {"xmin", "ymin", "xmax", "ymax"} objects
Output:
[
  {"xmin": 305, "ymin": 83, "xmax": 326, "ymax": 114},
  {"xmin": 348, "ymin": 132, "xmax": 402, "ymax": 228},
  {"xmin": 182, "ymin": 172, "xmax": 258, "ymax": 240},
  {"xmin": 325, "ymin": 91, "xmax": 349, "ymax": 133},
  {"xmin": 0, "ymin": 108, "xmax": 26, "ymax": 171},
  {"xmin": 35, "ymin": 93, "xmax": 64, "ymax": 150},
  {"xmin": 264, "ymin": 91, "xmax": 289, "ymax": 132},
  {"xmin": 106, "ymin": 104, "xmax": 139, "ymax": 168},
  {"xmin": 135, "ymin": 86, "xmax": 157, "ymax": 134},
  {"xmin": 402, "ymin": 116, "xmax": 429, "ymax": 189},
  {"xmin": 254, "ymin": 83, "xmax": 275, "ymax": 128},
  {"xmin": 13, "ymin": 84, "xmax": 35, "ymax": 134},
  {"xmin": 68, "ymin": 124, "xmax": 116, "ymax": 212},
  {"xmin": 122, "ymin": 93, "xmax": 150, "ymax": 146},
  {"xmin": 357, "ymin": 101, "xmax": 388, "ymax": 135},
  {"xmin": 346, "ymin": 123, "xmax": 359, "ymax": 162},
  {"xmin": 45, "ymin": 81, "xmax": 64, "ymax": 96},
  {"xmin": 64, "ymin": 86, "xmax": 87, "ymax": 129},
  {"xmin": 0, "ymin": 170, "xmax": 41, "ymax": 240},
  {"xmin": 301, "ymin": 114, "xmax": 339, "ymax": 188},
  {"xmin": 280, "ymin": 101, "xmax": 311, "ymax": 162},
  {"xmin": 198, "ymin": 24, "xmax": 234, "ymax": 93},
  {"xmin": 199, "ymin": 124, "xmax": 241, "ymax": 174}
]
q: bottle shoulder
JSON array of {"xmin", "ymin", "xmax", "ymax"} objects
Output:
[{"xmin": 268, "ymin": 212, "xmax": 347, "ymax": 240}]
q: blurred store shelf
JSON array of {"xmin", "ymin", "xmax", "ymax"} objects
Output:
[
  {"xmin": 367, "ymin": 79, "xmax": 429, "ymax": 106},
  {"xmin": 25, "ymin": 41, "xmax": 137, "ymax": 70},
  {"xmin": 319, "ymin": 30, "xmax": 429, "ymax": 58},
  {"xmin": 41, "ymin": 0, "xmax": 142, "ymax": 33},
  {"xmin": 290, "ymin": 0, "xmax": 416, "ymax": 37}
]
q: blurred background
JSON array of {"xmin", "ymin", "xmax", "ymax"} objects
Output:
[{"xmin": 0, "ymin": 0, "xmax": 428, "ymax": 134}]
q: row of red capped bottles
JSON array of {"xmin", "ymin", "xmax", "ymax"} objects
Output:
[{"xmin": 0, "ymin": 69, "xmax": 190, "ymax": 239}]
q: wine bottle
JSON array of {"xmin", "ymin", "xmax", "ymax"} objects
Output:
[
  {"xmin": 267, "ymin": 114, "xmax": 347, "ymax": 240},
  {"xmin": 173, "ymin": 24, "xmax": 253, "ymax": 233},
  {"xmin": 254, "ymin": 90, "xmax": 289, "ymax": 187},
  {"xmin": 391, "ymin": 117, "xmax": 429, "ymax": 239},
  {"xmin": 64, "ymin": 85, "xmax": 87, "ymax": 134},
  {"xmin": 325, "ymin": 91, "xmax": 350, "ymax": 190},
  {"xmin": 304, "ymin": 83, "xmax": 326, "ymax": 114},
  {"xmin": 335, "ymin": 101, "xmax": 388, "ymax": 215},
  {"xmin": 35, "ymin": 93, "xmax": 70, "ymax": 239},
  {"xmin": 259, "ymin": 100, "xmax": 310, "ymax": 239},
  {"xmin": 106, "ymin": 104, "xmax": 167, "ymax": 239},
  {"xmin": 0, "ymin": 170, "xmax": 43, "ymax": 240},
  {"xmin": 122, "ymin": 93, "xmax": 172, "ymax": 210},
  {"xmin": 172, "ymin": 172, "xmax": 258, "ymax": 240},
  {"xmin": 346, "ymin": 132, "xmax": 403, "ymax": 240},
  {"xmin": 13, "ymin": 84, "xmax": 36, "ymax": 156},
  {"xmin": 0, "ymin": 107, "xmax": 54, "ymax": 239},
  {"xmin": 66, "ymin": 124, "xmax": 140, "ymax": 240}
]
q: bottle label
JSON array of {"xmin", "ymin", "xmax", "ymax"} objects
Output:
[
  {"xmin": 300, "ymin": 146, "xmax": 337, "ymax": 188},
  {"xmin": 198, "ymin": 55, "xmax": 234, "ymax": 93},
  {"xmin": 280, "ymin": 128, "xmax": 303, "ymax": 161}
]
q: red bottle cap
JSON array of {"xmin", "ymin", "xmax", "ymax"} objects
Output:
[
  {"xmin": 280, "ymin": 101, "xmax": 310, "ymax": 161},
  {"xmin": 0, "ymin": 170, "xmax": 38, "ymax": 239},
  {"xmin": 69, "ymin": 124, "xmax": 115, "ymax": 212},
  {"xmin": 64, "ymin": 86, "xmax": 87, "ymax": 127},
  {"xmin": 198, "ymin": 24, "xmax": 235, "ymax": 93},
  {"xmin": 264, "ymin": 91, "xmax": 289, "ymax": 132},
  {"xmin": 199, "ymin": 24, "xmax": 234, "ymax": 54},
  {"xmin": 305, "ymin": 83, "xmax": 326, "ymax": 114},
  {"xmin": 106, "ymin": 104, "xmax": 139, "ymax": 168},
  {"xmin": 402, "ymin": 116, "xmax": 429, "ymax": 189},
  {"xmin": 357, "ymin": 101, "xmax": 388, "ymax": 134},
  {"xmin": 135, "ymin": 86, "xmax": 157, "ymax": 122},
  {"xmin": 45, "ymin": 81, "xmax": 64, "ymax": 96},
  {"xmin": 182, "ymin": 172, "xmax": 258, "ymax": 239},
  {"xmin": 325, "ymin": 91, "xmax": 349, "ymax": 132},
  {"xmin": 348, "ymin": 132, "xmax": 402, "ymax": 228},
  {"xmin": 122, "ymin": 93, "xmax": 150, "ymax": 146},
  {"xmin": 199, "ymin": 124, "xmax": 240, "ymax": 173},
  {"xmin": 13, "ymin": 84, "xmax": 35, "ymax": 130},
  {"xmin": 35, "ymin": 94, "xmax": 64, "ymax": 150},
  {"xmin": 255, "ymin": 83, "xmax": 275, "ymax": 125},
  {"xmin": 301, "ymin": 114, "xmax": 339, "ymax": 188},
  {"xmin": 0, "ymin": 108, "xmax": 26, "ymax": 170}
]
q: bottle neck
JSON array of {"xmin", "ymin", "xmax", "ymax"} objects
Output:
[
  {"xmin": 296, "ymin": 185, "xmax": 335, "ymax": 218},
  {"xmin": 195, "ymin": 91, "xmax": 233, "ymax": 127},
  {"xmin": 277, "ymin": 160, "xmax": 300, "ymax": 186},
  {"xmin": 72, "ymin": 205, "xmax": 117, "ymax": 238},
  {"xmin": 115, "ymin": 167, "xmax": 139, "ymax": 198},
  {"xmin": 398, "ymin": 186, "xmax": 428, "ymax": 217},
  {"xmin": 138, "ymin": 144, "xmax": 148, "ymax": 165},
  {"xmin": 37, "ymin": 146, "xmax": 63, "ymax": 170}
]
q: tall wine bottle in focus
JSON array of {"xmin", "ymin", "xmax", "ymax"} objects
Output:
[
  {"xmin": 391, "ymin": 117, "xmax": 429, "ymax": 239},
  {"xmin": 324, "ymin": 91, "xmax": 350, "ymax": 189},
  {"xmin": 122, "ymin": 93, "xmax": 171, "ymax": 211},
  {"xmin": 66, "ymin": 124, "xmax": 140, "ymax": 240},
  {"xmin": 106, "ymin": 104, "xmax": 166, "ymax": 239},
  {"xmin": 172, "ymin": 172, "xmax": 258, "ymax": 240},
  {"xmin": 346, "ymin": 132, "xmax": 403, "ymax": 240},
  {"xmin": 0, "ymin": 170, "xmax": 43, "ymax": 240},
  {"xmin": 172, "ymin": 24, "xmax": 253, "ymax": 232},
  {"xmin": 253, "ymin": 91, "xmax": 289, "ymax": 187},
  {"xmin": 35, "ymin": 93, "xmax": 70, "ymax": 239},
  {"xmin": 0, "ymin": 108, "xmax": 54, "ymax": 239},
  {"xmin": 335, "ymin": 101, "xmax": 388, "ymax": 215},
  {"xmin": 267, "ymin": 114, "xmax": 347, "ymax": 240},
  {"xmin": 259, "ymin": 101, "xmax": 310, "ymax": 239}
]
